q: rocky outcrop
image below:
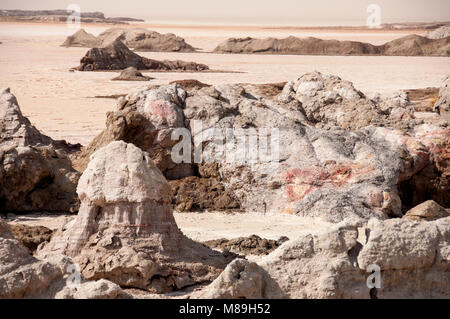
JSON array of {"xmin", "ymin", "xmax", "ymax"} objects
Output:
[
  {"xmin": 61, "ymin": 29, "xmax": 101, "ymax": 48},
  {"xmin": 63, "ymin": 28, "xmax": 196, "ymax": 52},
  {"xmin": 76, "ymin": 39, "xmax": 209, "ymax": 71},
  {"xmin": 112, "ymin": 67, "xmax": 152, "ymax": 81},
  {"xmin": 97, "ymin": 28, "xmax": 196, "ymax": 52},
  {"xmin": 0, "ymin": 88, "xmax": 80, "ymax": 213},
  {"xmin": 214, "ymin": 34, "xmax": 450, "ymax": 57},
  {"xmin": 0, "ymin": 218, "xmax": 130, "ymax": 299},
  {"xmin": 73, "ymin": 72, "xmax": 449, "ymax": 221},
  {"xmin": 403, "ymin": 200, "xmax": 450, "ymax": 221},
  {"xmin": 72, "ymin": 84, "xmax": 193, "ymax": 179},
  {"xmin": 196, "ymin": 217, "xmax": 450, "ymax": 298},
  {"xmin": 38, "ymin": 141, "xmax": 234, "ymax": 293},
  {"xmin": 425, "ymin": 25, "xmax": 450, "ymax": 39}
]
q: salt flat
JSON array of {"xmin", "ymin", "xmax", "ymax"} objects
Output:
[{"xmin": 0, "ymin": 22, "xmax": 449, "ymax": 146}]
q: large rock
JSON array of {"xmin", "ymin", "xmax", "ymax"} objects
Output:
[
  {"xmin": 0, "ymin": 88, "xmax": 80, "ymax": 213},
  {"xmin": 403, "ymin": 200, "xmax": 450, "ymax": 221},
  {"xmin": 76, "ymin": 39, "xmax": 208, "ymax": 71},
  {"xmin": 73, "ymin": 73, "xmax": 449, "ymax": 221},
  {"xmin": 72, "ymin": 84, "xmax": 193, "ymax": 179},
  {"xmin": 214, "ymin": 35, "xmax": 450, "ymax": 57},
  {"xmin": 196, "ymin": 217, "xmax": 450, "ymax": 298},
  {"xmin": 63, "ymin": 28, "xmax": 196, "ymax": 52},
  {"xmin": 38, "ymin": 141, "xmax": 234, "ymax": 293}
]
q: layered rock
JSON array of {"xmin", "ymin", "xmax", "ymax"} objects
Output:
[
  {"xmin": 38, "ymin": 141, "xmax": 234, "ymax": 293},
  {"xmin": 63, "ymin": 28, "xmax": 196, "ymax": 52},
  {"xmin": 76, "ymin": 39, "xmax": 209, "ymax": 71},
  {"xmin": 112, "ymin": 67, "xmax": 152, "ymax": 81},
  {"xmin": 214, "ymin": 34, "xmax": 450, "ymax": 57},
  {"xmin": 0, "ymin": 88, "xmax": 80, "ymax": 213},
  {"xmin": 197, "ymin": 217, "xmax": 450, "ymax": 298}
]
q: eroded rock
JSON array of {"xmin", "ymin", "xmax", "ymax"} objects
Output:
[
  {"xmin": 39, "ymin": 141, "xmax": 234, "ymax": 293},
  {"xmin": 0, "ymin": 88, "xmax": 80, "ymax": 213}
]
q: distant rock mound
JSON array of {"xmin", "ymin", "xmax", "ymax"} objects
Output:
[
  {"xmin": 213, "ymin": 34, "xmax": 450, "ymax": 56},
  {"xmin": 38, "ymin": 141, "xmax": 234, "ymax": 293},
  {"xmin": 112, "ymin": 67, "xmax": 152, "ymax": 81},
  {"xmin": 63, "ymin": 28, "xmax": 196, "ymax": 52},
  {"xmin": 61, "ymin": 29, "xmax": 101, "ymax": 47},
  {"xmin": 425, "ymin": 25, "xmax": 450, "ymax": 39},
  {"xmin": 76, "ymin": 39, "xmax": 209, "ymax": 71},
  {"xmin": 0, "ymin": 88, "xmax": 80, "ymax": 213}
]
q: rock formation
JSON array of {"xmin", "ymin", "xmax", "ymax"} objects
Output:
[
  {"xmin": 112, "ymin": 67, "xmax": 152, "ymax": 81},
  {"xmin": 0, "ymin": 218, "xmax": 131, "ymax": 299},
  {"xmin": 403, "ymin": 200, "xmax": 450, "ymax": 222},
  {"xmin": 61, "ymin": 29, "xmax": 101, "ymax": 48},
  {"xmin": 0, "ymin": 88, "xmax": 80, "ymax": 213},
  {"xmin": 38, "ymin": 141, "xmax": 234, "ymax": 293},
  {"xmin": 425, "ymin": 25, "xmax": 450, "ymax": 39},
  {"xmin": 72, "ymin": 84, "xmax": 193, "ymax": 179},
  {"xmin": 434, "ymin": 76, "xmax": 450, "ymax": 116},
  {"xmin": 9, "ymin": 224, "xmax": 53, "ymax": 252},
  {"xmin": 196, "ymin": 217, "xmax": 450, "ymax": 298},
  {"xmin": 213, "ymin": 34, "xmax": 450, "ymax": 57},
  {"xmin": 203, "ymin": 235, "xmax": 289, "ymax": 256},
  {"xmin": 73, "ymin": 72, "xmax": 449, "ymax": 222},
  {"xmin": 63, "ymin": 28, "xmax": 196, "ymax": 52},
  {"xmin": 76, "ymin": 39, "xmax": 209, "ymax": 71}
]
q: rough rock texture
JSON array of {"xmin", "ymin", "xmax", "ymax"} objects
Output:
[
  {"xmin": 9, "ymin": 224, "xmax": 53, "ymax": 252},
  {"xmin": 197, "ymin": 218, "xmax": 450, "ymax": 298},
  {"xmin": 192, "ymin": 259, "xmax": 267, "ymax": 299},
  {"xmin": 72, "ymin": 84, "xmax": 193, "ymax": 179},
  {"xmin": 434, "ymin": 76, "xmax": 450, "ymax": 115},
  {"xmin": 98, "ymin": 28, "xmax": 196, "ymax": 52},
  {"xmin": 76, "ymin": 39, "xmax": 208, "ymax": 71},
  {"xmin": 203, "ymin": 235, "xmax": 289, "ymax": 256},
  {"xmin": 0, "ymin": 88, "xmax": 80, "ymax": 213},
  {"xmin": 425, "ymin": 26, "xmax": 450, "ymax": 39},
  {"xmin": 170, "ymin": 176, "xmax": 240, "ymax": 211},
  {"xmin": 73, "ymin": 72, "xmax": 449, "ymax": 221},
  {"xmin": 214, "ymin": 35, "xmax": 450, "ymax": 56},
  {"xmin": 63, "ymin": 28, "xmax": 196, "ymax": 52},
  {"xmin": 0, "ymin": 218, "xmax": 62, "ymax": 298},
  {"xmin": 61, "ymin": 29, "xmax": 101, "ymax": 48},
  {"xmin": 403, "ymin": 200, "xmax": 450, "ymax": 221},
  {"xmin": 112, "ymin": 67, "xmax": 152, "ymax": 81},
  {"xmin": 39, "ymin": 141, "xmax": 234, "ymax": 293}
]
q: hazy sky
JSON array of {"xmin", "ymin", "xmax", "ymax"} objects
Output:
[{"xmin": 1, "ymin": 0, "xmax": 449, "ymax": 25}]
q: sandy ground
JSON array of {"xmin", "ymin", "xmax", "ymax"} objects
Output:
[
  {"xmin": 1, "ymin": 22, "xmax": 449, "ymax": 145},
  {"xmin": 4, "ymin": 211, "xmax": 334, "ymax": 243}
]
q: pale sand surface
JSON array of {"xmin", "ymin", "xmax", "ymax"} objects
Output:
[
  {"xmin": 1, "ymin": 22, "xmax": 449, "ymax": 146},
  {"xmin": 5, "ymin": 211, "xmax": 334, "ymax": 242}
]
